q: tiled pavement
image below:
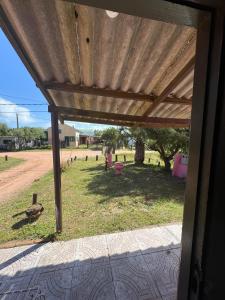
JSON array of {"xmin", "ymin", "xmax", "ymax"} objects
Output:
[{"xmin": 0, "ymin": 224, "xmax": 182, "ymax": 299}]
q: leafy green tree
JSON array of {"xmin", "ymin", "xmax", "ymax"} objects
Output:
[
  {"xmin": 0, "ymin": 124, "xmax": 46, "ymax": 148},
  {"xmin": 12, "ymin": 127, "xmax": 45, "ymax": 141},
  {"xmin": 0, "ymin": 123, "xmax": 10, "ymax": 136},
  {"xmin": 101, "ymin": 127, "xmax": 120, "ymax": 153},
  {"xmin": 146, "ymin": 128, "xmax": 189, "ymax": 171},
  {"xmin": 93, "ymin": 130, "xmax": 102, "ymax": 137},
  {"xmin": 120, "ymin": 127, "xmax": 148, "ymax": 164},
  {"xmin": 10, "ymin": 127, "xmax": 46, "ymax": 148},
  {"xmin": 118, "ymin": 127, "xmax": 129, "ymax": 149},
  {"xmin": 120, "ymin": 127, "xmax": 189, "ymax": 168}
]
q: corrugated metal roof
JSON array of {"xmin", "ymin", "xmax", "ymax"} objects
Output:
[{"xmin": 0, "ymin": 0, "xmax": 196, "ymax": 127}]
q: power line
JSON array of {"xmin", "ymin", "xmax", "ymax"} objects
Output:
[
  {"xmin": 0, "ymin": 91, "xmax": 46, "ymax": 104},
  {"xmin": 0, "ymin": 114, "xmax": 50, "ymax": 121},
  {"xmin": 28, "ymin": 118, "xmax": 50, "ymax": 122},
  {"xmin": 27, "ymin": 116, "xmax": 50, "ymax": 120},
  {"xmin": 0, "ymin": 111, "xmax": 48, "ymax": 113},
  {"xmin": 0, "ymin": 116, "xmax": 49, "ymax": 121},
  {"xmin": 26, "ymin": 121, "xmax": 50, "ymax": 123},
  {"xmin": 0, "ymin": 103, "xmax": 47, "ymax": 106}
]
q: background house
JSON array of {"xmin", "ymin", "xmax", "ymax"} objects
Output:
[
  {"xmin": 48, "ymin": 124, "xmax": 80, "ymax": 148},
  {"xmin": 0, "ymin": 136, "xmax": 19, "ymax": 151},
  {"xmin": 79, "ymin": 132, "xmax": 100, "ymax": 146}
]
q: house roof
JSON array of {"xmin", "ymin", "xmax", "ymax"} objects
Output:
[
  {"xmin": 47, "ymin": 123, "xmax": 80, "ymax": 133},
  {"xmin": 79, "ymin": 131, "xmax": 96, "ymax": 137},
  {"xmin": 0, "ymin": 0, "xmax": 196, "ymax": 128}
]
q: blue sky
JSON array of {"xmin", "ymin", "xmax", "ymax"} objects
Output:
[{"xmin": 0, "ymin": 29, "xmax": 112, "ymax": 133}]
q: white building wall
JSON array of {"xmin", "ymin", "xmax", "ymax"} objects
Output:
[{"xmin": 48, "ymin": 124, "xmax": 79, "ymax": 147}]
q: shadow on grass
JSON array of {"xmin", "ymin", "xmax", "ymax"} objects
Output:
[
  {"xmin": 82, "ymin": 163, "xmax": 185, "ymax": 204},
  {"xmin": 11, "ymin": 217, "xmax": 39, "ymax": 230},
  {"xmin": 12, "ymin": 212, "xmax": 45, "ymax": 230},
  {"xmin": 12, "ymin": 211, "xmax": 26, "ymax": 218}
]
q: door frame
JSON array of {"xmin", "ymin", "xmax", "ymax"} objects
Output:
[
  {"xmin": 1, "ymin": 0, "xmax": 225, "ymax": 298},
  {"xmin": 74, "ymin": 1, "xmax": 225, "ymax": 298}
]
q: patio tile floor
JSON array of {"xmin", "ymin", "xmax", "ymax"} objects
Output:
[{"xmin": 0, "ymin": 224, "xmax": 182, "ymax": 299}]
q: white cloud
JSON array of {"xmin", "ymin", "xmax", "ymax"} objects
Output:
[
  {"xmin": 0, "ymin": 98, "xmax": 50, "ymax": 128},
  {"xmin": 0, "ymin": 99, "xmax": 115, "ymax": 130},
  {"xmin": 0, "ymin": 98, "xmax": 35, "ymax": 125}
]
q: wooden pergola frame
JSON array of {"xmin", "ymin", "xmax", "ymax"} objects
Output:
[
  {"xmin": 48, "ymin": 105, "xmax": 190, "ymax": 128},
  {"xmin": 43, "ymin": 82, "xmax": 192, "ymax": 106},
  {"xmin": 2, "ymin": 0, "xmax": 225, "ymax": 299},
  {"xmin": 143, "ymin": 56, "xmax": 195, "ymax": 116}
]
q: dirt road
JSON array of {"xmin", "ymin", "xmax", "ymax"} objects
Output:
[{"xmin": 0, "ymin": 150, "xmax": 101, "ymax": 203}]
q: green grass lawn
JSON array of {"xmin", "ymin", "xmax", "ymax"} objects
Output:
[
  {"xmin": 0, "ymin": 153, "xmax": 185, "ymax": 244},
  {"xmin": 0, "ymin": 156, "xmax": 24, "ymax": 172}
]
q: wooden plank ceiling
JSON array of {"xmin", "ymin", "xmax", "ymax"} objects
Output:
[{"xmin": 0, "ymin": 0, "xmax": 196, "ymax": 128}]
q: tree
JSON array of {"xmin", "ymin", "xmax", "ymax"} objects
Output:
[
  {"xmin": 100, "ymin": 127, "xmax": 120, "ymax": 153},
  {"xmin": 0, "ymin": 123, "xmax": 10, "ymax": 136},
  {"xmin": 118, "ymin": 127, "xmax": 129, "ymax": 149},
  {"xmin": 146, "ymin": 128, "xmax": 189, "ymax": 171},
  {"xmin": 93, "ymin": 130, "xmax": 102, "ymax": 137},
  {"xmin": 120, "ymin": 127, "xmax": 148, "ymax": 164},
  {"xmin": 11, "ymin": 127, "xmax": 46, "ymax": 148},
  {"xmin": 12, "ymin": 127, "xmax": 45, "ymax": 141}
]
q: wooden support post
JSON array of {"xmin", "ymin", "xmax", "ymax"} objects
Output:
[
  {"xmin": 96, "ymin": 155, "xmax": 98, "ymax": 161},
  {"xmin": 148, "ymin": 158, "xmax": 150, "ymax": 163},
  {"xmin": 115, "ymin": 154, "xmax": 118, "ymax": 162},
  {"xmin": 32, "ymin": 193, "xmax": 37, "ymax": 205},
  {"xmin": 51, "ymin": 111, "xmax": 62, "ymax": 233},
  {"xmin": 71, "ymin": 157, "xmax": 73, "ymax": 163},
  {"xmin": 5, "ymin": 155, "xmax": 8, "ymax": 161},
  {"xmin": 85, "ymin": 155, "xmax": 88, "ymax": 161},
  {"xmin": 74, "ymin": 156, "xmax": 77, "ymax": 161},
  {"xmin": 124, "ymin": 155, "xmax": 126, "ymax": 163}
]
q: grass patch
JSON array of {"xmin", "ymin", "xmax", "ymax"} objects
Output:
[
  {"xmin": 0, "ymin": 153, "xmax": 184, "ymax": 244},
  {"xmin": 0, "ymin": 156, "xmax": 24, "ymax": 172}
]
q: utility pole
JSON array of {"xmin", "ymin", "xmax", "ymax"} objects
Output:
[{"xmin": 16, "ymin": 113, "xmax": 19, "ymax": 129}]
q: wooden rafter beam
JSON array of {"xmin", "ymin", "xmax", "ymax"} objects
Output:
[
  {"xmin": 48, "ymin": 105, "xmax": 190, "ymax": 127},
  {"xmin": 65, "ymin": 116, "xmax": 138, "ymax": 128},
  {"xmin": 165, "ymin": 97, "xmax": 192, "ymax": 105},
  {"xmin": 63, "ymin": 115, "xmax": 189, "ymax": 128},
  {"xmin": 143, "ymin": 56, "xmax": 195, "ymax": 116},
  {"xmin": 43, "ymin": 82, "xmax": 192, "ymax": 105}
]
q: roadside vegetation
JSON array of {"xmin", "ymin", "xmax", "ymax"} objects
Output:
[
  {"xmin": 0, "ymin": 152, "xmax": 185, "ymax": 244},
  {"xmin": 0, "ymin": 156, "xmax": 24, "ymax": 172},
  {"xmin": 99, "ymin": 127, "xmax": 189, "ymax": 170}
]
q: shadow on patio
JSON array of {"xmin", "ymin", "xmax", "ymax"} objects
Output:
[{"xmin": 0, "ymin": 224, "xmax": 181, "ymax": 299}]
